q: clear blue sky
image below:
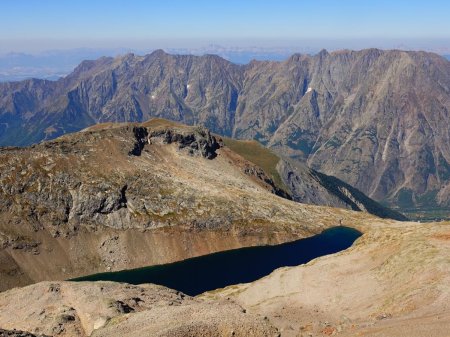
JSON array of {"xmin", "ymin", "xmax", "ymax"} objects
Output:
[{"xmin": 0, "ymin": 0, "xmax": 449, "ymax": 52}]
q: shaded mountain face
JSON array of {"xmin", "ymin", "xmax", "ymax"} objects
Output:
[
  {"xmin": 0, "ymin": 49, "xmax": 449, "ymax": 213},
  {"xmin": 277, "ymin": 159, "xmax": 407, "ymax": 221},
  {"xmin": 222, "ymin": 137, "xmax": 407, "ymax": 221}
]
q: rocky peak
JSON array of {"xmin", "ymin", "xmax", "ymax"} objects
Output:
[
  {"xmin": 149, "ymin": 49, "xmax": 168, "ymax": 59},
  {"xmin": 317, "ymin": 49, "xmax": 329, "ymax": 59}
]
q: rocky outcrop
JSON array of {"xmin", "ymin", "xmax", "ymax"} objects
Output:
[
  {"xmin": 128, "ymin": 126, "xmax": 148, "ymax": 156},
  {"xmin": 0, "ymin": 281, "xmax": 279, "ymax": 337},
  {"xmin": 128, "ymin": 124, "xmax": 221, "ymax": 159},
  {"xmin": 0, "ymin": 329, "xmax": 49, "ymax": 337},
  {"xmin": 148, "ymin": 126, "xmax": 221, "ymax": 159}
]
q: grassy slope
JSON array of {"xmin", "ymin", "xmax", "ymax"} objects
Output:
[{"xmin": 222, "ymin": 137, "xmax": 287, "ymax": 193}]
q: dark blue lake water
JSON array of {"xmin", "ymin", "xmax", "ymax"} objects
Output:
[{"xmin": 72, "ymin": 226, "xmax": 361, "ymax": 296}]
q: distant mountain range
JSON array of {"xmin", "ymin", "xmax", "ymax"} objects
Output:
[
  {"xmin": 2, "ymin": 47, "xmax": 448, "ymax": 82},
  {"xmin": 0, "ymin": 47, "xmax": 309, "ymax": 82},
  {"xmin": 0, "ymin": 48, "xmax": 449, "ymax": 217}
]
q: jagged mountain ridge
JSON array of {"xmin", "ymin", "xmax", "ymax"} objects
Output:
[{"xmin": 0, "ymin": 49, "xmax": 449, "ymax": 212}]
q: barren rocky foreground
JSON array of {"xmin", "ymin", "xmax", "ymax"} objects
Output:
[
  {"xmin": 0, "ymin": 281, "xmax": 278, "ymax": 337},
  {"xmin": 0, "ymin": 219, "xmax": 448, "ymax": 336},
  {"xmin": 208, "ymin": 220, "xmax": 450, "ymax": 337}
]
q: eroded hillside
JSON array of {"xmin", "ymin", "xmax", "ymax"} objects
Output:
[{"xmin": 0, "ymin": 119, "xmax": 377, "ymax": 291}]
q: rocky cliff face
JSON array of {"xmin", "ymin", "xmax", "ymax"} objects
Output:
[
  {"xmin": 1, "ymin": 49, "xmax": 448, "ymax": 213},
  {"xmin": 265, "ymin": 50, "xmax": 450, "ymax": 216}
]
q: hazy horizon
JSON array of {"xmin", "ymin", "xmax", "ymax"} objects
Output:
[
  {"xmin": 1, "ymin": 37, "xmax": 450, "ymax": 56},
  {"xmin": 1, "ymin": 42, "xmax": 449, "ymax": 82},
  {"xmin": 1, "ymin": 0, "xmax": 449, "ymax": 54},
  {"xmin": 1, "ymin": 0, "xmax": 449, "ymax": 81}
]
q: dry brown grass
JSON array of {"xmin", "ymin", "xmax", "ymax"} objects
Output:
[{"xmin": 222, "ymin": 137, "xmax": 287, "ymax": 192}]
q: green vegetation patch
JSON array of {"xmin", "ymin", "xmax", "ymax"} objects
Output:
[
  {"xmin": 415, "ymin": 190, "xmax": 438, "ymax": 208},
  {"xmin": 438, "ymin": 154, "xmax": 450, "ymax": 181},
  {"xmin": 400, "ymin": 208, "xmax": 450, "ymax": 222},
  {"xmin": 396, "ymin": 188, "xmax": 415, "ymax": 209},
  {"xmin": 222, "ymin": 137, "xmax": 287, "ymax": 193}
]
